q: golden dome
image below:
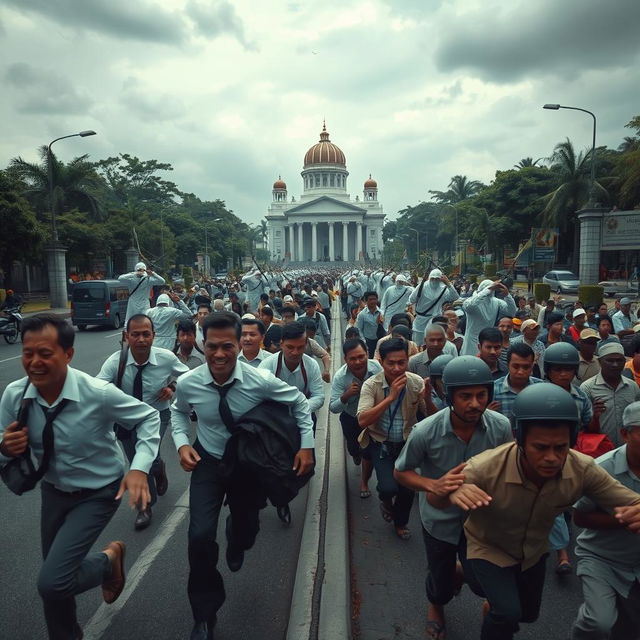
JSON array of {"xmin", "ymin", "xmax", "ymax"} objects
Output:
[
  {"xmin": 303, "ymin": 122, "xmax": 346, "ymax": 168},
  {"xmin": 273, "ymin": 176, "xmax": 287, "ymax": 189},
  {"xmin": 364, "ymin": 174, "xmax": 377, "ymax": 188}
]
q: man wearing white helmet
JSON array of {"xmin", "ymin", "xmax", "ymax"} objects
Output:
[
  {"xmin": 347, "ymin": 275, "xmax": 364, "ymax": 306},
  {"xmin": 240, "ymin": 268, "xmax": 266, "ymax": 312},
  {"xmin": 380, "ymin": 274, "xmax": 413, "ymax": 331},
  {"xmin": 378, "ymin": 270, "xmax": 396, "ymax": 299},
  {"xmin": 409, "ymin": 269, "xmax": 458, "ymax": 345},
  {"xmin": 147, "ymin": 292, "xmax": 193, "ymax": 350},
  {"xmin": 460, "ymin": 279, "xmax": 516, "ymax": 357},
  {"xmin": 118, "ymin": 262, "xmax": 165, "ymax": 325}
]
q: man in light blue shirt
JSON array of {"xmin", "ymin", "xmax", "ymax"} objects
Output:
[
  {"xmin": 355, "ymin": 290, "xmax": 385, "ymax": 357},
  {"xmin": 171, "ymin": 311, "xmax": 313, "ymax": 640},
  {"xmin": 330, "ymin": 337, "xmax": 382, "ymax": 498},
  {"xmin": 0, "ymin": 313, "xmax": 160, "ymax": 639}
]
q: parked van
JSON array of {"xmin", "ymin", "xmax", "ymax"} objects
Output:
[{"xmin": 71, "ymin": 280, "xmax": 129, "ymax": 330}]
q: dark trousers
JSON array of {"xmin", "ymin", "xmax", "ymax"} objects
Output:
[
  {"xmin": 368, "ymin": 440, "xmax": 414, "ymax": 527},
  {"xmin": 187, "ymin": 441, "xmax": 264, "ymax": 624},
  {"xmin": 365, "ymin": 338, "xmax": 378, "ymax": 359},
  {"xmin": 121, "ymin": 408, "xmax": 170, "ymax": 507},
  {"xmin": 339, "ymin": 412, "xmax": 370, "ymax": 461},
  {"xmin": 39, "ymin": 478, "xmax": 121, "ymax": 640},
  {"xmin": 422, "ymin": 528, "xmax": 483, "ymax": 605},
  {"xmin": 323, "ymin": 308, "xmax": 331, "ymax": 333},
  {"xmin": 467, "ymin": 555, "xmax": 548, "ymax": 640}
]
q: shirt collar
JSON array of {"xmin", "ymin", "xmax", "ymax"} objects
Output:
[
  {"xmin": 202, "ymin": 360, "xmax": 244, "ymax": 387},
  {"xmin": 126, "ymin": 347, "xmax": 158, "ymax": 367},
  {"xmin": 613, "ymin": 445, "xmax": 630, "ymax": 476},
  {"xmin": 25, "ymin": 367, "xmax": 80, "ymax": 406}
]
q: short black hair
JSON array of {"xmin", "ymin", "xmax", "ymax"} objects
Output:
[
  {"xmin": 379, "ymin": 337, "xmax": 408, "ymax": 361},
  {"xmin": 260, "ymin": 293, "xmax": 269, "ymax": 302},
  {"xmin": 281, "ymin": 321, "xmax": 306, "ymax": 341},
  {"xmin": 478, "ymin": 327, "xmax": 502, "ymax": 345},
  {"xmin": 126, "ymin": 314, "xmax": 155, "ymax": 332},
  {"xmin": 260, "ymin": 306, "xmax": 274, "ymax": 317},
  {"xmin": 342, "ymin": 337, "xmax": 367, "ymax": 357},
  {"xmin": 363, "ymin": 290, "xmax": 378, "ymax": 300},
  {"xmin": 432, "ymin": 315, "xmax": 448, "ymax": 326},
  {"xmin": 282, "ymin": 307, "xmax": 296, "ymax": 317},
  {"xmin": 630, "ymin": 334, "xmax": 640, "ymax": 355},
  {"xmin": 300, "ymin": 317, "xmax": 318, "ymax": 332},
  {"xmin": 263, "ymin": 325, "xmax": 282, "ymax": 349},
  {"xmin": 597, "ymin": 315, "xmax": 613, "ymax": 328},
  {"xmin": 546, "ymin": 312, "xmax": 564, "ymax": 327},
  {"xmin": 21, "ymin": 313, "xmax": 75, "ymax": 350},
  {"xmin": 392, "ymin": 325, "xmax": 411, "ymax": 340},
  {"xmin": 197, "ymin": 303, "xmax": 212, "ymax": 313},
  {"xmin": 389, "ymin": 313, "xmax": 411, "ymax": 328},
  {"xmin": 241, "ymin": 317, "xmax": 266, "ymax": 335},
  {"xmin": 344, "ymin": 327, "xmax": 361, "ymax": 340},
  {"xmin": 202, "ymin": 310, "xmax": 241, "ymax": 341},
  {"xmin": 176, "ymin": 319, "xmax": 196, "ymax": 335},
  {"xmin": 507, "ymin": 342, "xmax": 534, "ymax": 363}
]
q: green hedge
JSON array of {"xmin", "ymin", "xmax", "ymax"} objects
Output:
[
  {"xmin": 578, "ymin": 285, "xmax": 604, "ymax": 307},
  {"xmin": 534, "ymin": 283, "xmax": 551, "ymax": 303}
]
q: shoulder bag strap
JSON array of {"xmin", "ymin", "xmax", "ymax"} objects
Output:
[
  {"xmin": 387, "ymin": 287, "xmax": 409, "ymax": 309},
  {"xmin": 129, "ymin": 275, "xmax": 147, "ymax": 297},
  {"xmin": 416, "ymin": 286, "xmax": 447, "ymax": 317}
]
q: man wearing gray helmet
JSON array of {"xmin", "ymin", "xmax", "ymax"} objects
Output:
[
  {"xmin": 394, "ymin": 356, "xmax": 513, "ymax": 639},
  {"xmin": 430, "ymin": 383, "xmax": 640, "ymax": 640}
]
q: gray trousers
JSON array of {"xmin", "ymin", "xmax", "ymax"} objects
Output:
[
  {"xmin": 571, "ymin": 573, "xmax": 640, "ymax": 640},
  {"xmin": 39, "ymin": 478, "xmax": 121, "ymax": 640}
]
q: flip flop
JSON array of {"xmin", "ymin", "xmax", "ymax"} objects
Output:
[
  {"xmin": 555, "ymin": 561, "xmax": 572, "ymax": 575},
  {"xmin": 360, "ymin": 489, "xmax": 371, "ymax": 499},
  {"xmin": 395, "ymin": 526, "xmax": 411, "ymax": 540},
  {"xmin": 425, "ymin": 619, "xmax": 446, "ymax": 640},
  {"xmin": 379, "ymin": 501, "xmax": 393, "ymax": 522}
]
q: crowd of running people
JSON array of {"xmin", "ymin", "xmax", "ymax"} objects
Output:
[{"xmin": 1, "ymin": 262, "xmax": 640, "ymax": 640}]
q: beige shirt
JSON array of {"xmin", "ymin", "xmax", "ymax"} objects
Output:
[
  {"xmin": 576, "ymin": 354, "xmax": 600, "ymax": 384},
  {"xmin": 356, "ymin": 370, "xmax": 426, "ymax": 447},
  {"xmin": 462, "ymin": 442, "xmax": 640, "ymax": 570}
]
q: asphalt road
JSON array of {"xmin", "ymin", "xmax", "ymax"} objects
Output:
[{"xmin": 0, "ymin": 324, "xmax": 308, "ymax": 640}]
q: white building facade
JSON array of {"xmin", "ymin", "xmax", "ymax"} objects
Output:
[{"xmin": 266, "ymin": 124, "xmax": 385, "ymax": 263}]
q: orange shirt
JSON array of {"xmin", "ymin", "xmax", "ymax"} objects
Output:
[{"xmin": 624, "ymin": 359, "xmax": 640, "ymax": 386}]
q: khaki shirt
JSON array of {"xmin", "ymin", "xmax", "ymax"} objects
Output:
[
  {"xmin": 462, "ymin": 442, "xmax": 640, "ymax": 570},
  {"xmin": 356, "ymin": 370, "xmax": 426, "ymax": 447},
  {"xmin": 576, "ymin": 354, "xmax": 600, "ymax": 384}
]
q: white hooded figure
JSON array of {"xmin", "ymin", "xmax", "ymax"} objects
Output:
[
  {"xmin": 460, "ymin": 279, "xmax": 516, "ymax": 356},
  {"xmin": 240, "ymin": 269, "xmax": 265, "ymax": 311},
  {"xmin": 408, "ymin": 268, "xmax": 458, "ymax": 344},
  {"xmin": 147, "ymin": 293, "xmax": 193, "ymax": 350},
  {"xmin": 118, "ymin": 262, "xmax": 165, "ymax": 324},
  {"xmin": 380, "ymin": 274, "xmax": 413, "ymax": 330},
  {"xmin": 346, "ymin": 276, "xmax": 364, "ymax": 305},
  {"xmin": 378, "ymin": 271, "xmax": 395, "ymax": 299}
]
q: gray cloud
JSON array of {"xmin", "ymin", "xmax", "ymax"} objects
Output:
[
  {"xmin": 435, "ymin": 0, "xmax": 640, "ymax": 82},
  {"xmin": 4, "ymin": 0, "xmax": 186, "ymax": 45},
  {"xmin": 5, "ymin": 62, "xmax": 93, "ymax": 114},
  {"xmin": 186, "ymin": 0, "xmax": 256, "ymax": 50},
  {"xmin": 120, "ymin": 77, "xmax": 186, "ymax": 122}
]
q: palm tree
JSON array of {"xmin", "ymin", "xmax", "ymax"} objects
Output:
[
  {"xmin": 260, "ymin": 219, "xmax": 268, "ymax": 245},
  {"xmin": 429, "ymin": 174, "xmax": 483, "ymax": 204},
  {"xmin": 9, "ymin": 146, "xmax": 102, "ymax": 224},
  {"xmin": 514, "ymin": 157, "xmax": 543, "ymax": 169}
]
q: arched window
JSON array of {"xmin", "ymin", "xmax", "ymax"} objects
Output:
[
  {"xmin": 329, "ymin": 174, "xmax": 334, "ymax": 187},
  {"xmin": 315, "ymin": 174, "xmax": 320, "ymax": 187}
]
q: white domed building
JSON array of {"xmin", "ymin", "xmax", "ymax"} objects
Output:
[{"xmin": 266, "ymin": 123, "xmax": 385, "ymax": 263}]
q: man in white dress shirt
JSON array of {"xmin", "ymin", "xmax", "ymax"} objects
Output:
[
  {"xmin": 147, "ymin": 291, "xmax": 193, "ymax": 350},
  {"xmin": 118, "ymin": 262, "xmax": 165, "ymax": 324},
  {"xmin": 0, "ymin": 314, "xmax": 160, "ymax": 640},
  {"xmin": 171, "ymin": 311, "xmax": 314, "ymax": 640},
  {"xmin": 98, "ymin": 314, "xmax": 189, "ymax": 530},
  {"xmin": 238, "ymin": 317, "xmax": 271, "ymax": 367}
]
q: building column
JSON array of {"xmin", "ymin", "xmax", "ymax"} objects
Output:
[
  {"xmin": 289, "ymin": 224, "xmax": 295, "ymax": 261},
  {"xmin": 342, "ymin": 222, "xmax": 349, "ymax": 261},
  {"xmin": 328, "ymin": 222, "xmax": 335, "ymax": 261},
  {"xmin": 46, "ymin": 243, "xmax": 68, "ymax": 309},
  {"xmin": 298, "ymin": 222, "xmax": 304, "ymax": 261},
  {"xmin": 578, "ymin": 208, "xmax": 604, "ymax": 286},
  {"xmin": 356, "ymin": 222, "xmax": 363, "ymax": 262},
  {"xmin": 311, "ymin": 222, "xmax": 318, "ymax": 262}
]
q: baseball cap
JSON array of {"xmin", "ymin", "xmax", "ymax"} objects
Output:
[
  {"xmin": 283, "ymin": 295, "xmax": 294, "ymax": 302},
  {"xmin": 619, "ymin": 297, "xmax": 632, "ymax": 305},
  {"xmin": 512, "ymin": 317, "xmax": 522, "ymax": 327},
  {"xmin": 622, "ymin": 401, "xmax": 640, "ymax": 429},
  {"xmin": 597, "ymin": 342, "xmax": 625, "ymax": 358},
  {"xmin": 579, "ymin": 328, "xmax": 599, "ymax": 341},
  {"xmin": 521, "ymin": 319, "xmax": 540, "ymax": 331},
  {"xmin": 572, "ymin": 308, "xmax": 586, "ymax": 318}
]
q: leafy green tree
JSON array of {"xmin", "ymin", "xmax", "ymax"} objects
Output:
[
  {"xmin": 0, "ymin": 171, "xmax": 45, "ymax": 288},
  {"xmin": 514, "ymin": 157, "xmax": 542, "ymax": 169},
  {"xmin": 56, "ymin": 210, "xmax": 109, "ymax": 271},
  {"xmin": 613, "ymin": 116, "xmax": 640, "ymax": 209},
  {"xmin": 429, "ymin": 174, "xmax": 483, "ymax": 204}
]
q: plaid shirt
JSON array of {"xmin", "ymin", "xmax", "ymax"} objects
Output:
[{"xmin": 493, "ymin": 375, "xmax": 544, "ymax": 427}]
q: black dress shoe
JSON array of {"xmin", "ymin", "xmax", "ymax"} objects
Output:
[
  {"xmin": 225, "ymin": 515, "xmax": 244, "ymax": 572},
  {"xmin": 277, "ymin": 505, "xmax": 292, "ymax": 525},
  {"xmin": 155, "ymin": 459, "xmax": 169, "ymax": 496},
  {"xmin": 190, "ymin": 621, "xmax": 214, "ymax": 640},
  {"xmin": 134, "ymin": 507, "xmax": 152, "ymax": 531}
]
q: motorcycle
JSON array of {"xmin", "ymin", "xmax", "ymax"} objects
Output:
[{"xmin": 0, "ymin": 306, "xmax": 23, "ymax": 344}]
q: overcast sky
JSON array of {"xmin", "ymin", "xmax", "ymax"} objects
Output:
[{"xmin": 2, "ymin": 0, "xmax": 640, "ymax": 225}]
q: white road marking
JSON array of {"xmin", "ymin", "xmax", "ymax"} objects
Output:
[
  {"xmin": 103, "ymin": 332, "xmax": 122, "ymax": 339},
  {"xmin": 0, "ymin": 355, "xmax": 21, "ymax": 363},
  {"xmin": 82, "ymin": 489, "xmax": 190, "ymax": 639}
]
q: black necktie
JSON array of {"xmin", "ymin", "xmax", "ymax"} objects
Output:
[
  {"xmin": 133, "ymin": 363, "xmax": 149, "ymax": 401},
  {"xmin": 35, "ymin": 400, "xmax": 69, "ymax": 481},
  {"xmin": 213, "ymin": 379, "xmax": 237, "ymax": 432}
]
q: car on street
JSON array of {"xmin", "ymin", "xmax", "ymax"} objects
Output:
[{"xmin": 542, "ymin": 270, "xmax": 580, "ymax": 294}]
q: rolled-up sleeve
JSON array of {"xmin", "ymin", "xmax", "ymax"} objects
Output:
[
  {"xmin": 329, "ymin": 370, "xmax": 347, "ymax": 414},
  {"xmin": 265, "ymin": 375, "xmax": 315, "ymax": 449},
  {"xmin": 104, "ymin": 384, "xmax": 160, "ymax": 474}
]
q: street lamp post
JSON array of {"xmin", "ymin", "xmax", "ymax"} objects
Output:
[
  {"xmin": 46, "ymin": 130, "xmax": 96, "ymax": 308},
  {"xmin": 543, "ymin": 104, "xmax": 597, "ymax": 206},
  {"xmin": 409, "ymin": 227, "xmax": 419, "ymax": 264}
]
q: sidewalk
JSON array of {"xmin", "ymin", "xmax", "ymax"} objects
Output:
[{"xmin": 23, "ymin": 307, "xmax": 71, "ymax": 319}]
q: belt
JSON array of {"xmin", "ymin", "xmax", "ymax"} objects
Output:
[{"xmin": 43, "ymin": 479, "xmax": 120, "ymax": 497}]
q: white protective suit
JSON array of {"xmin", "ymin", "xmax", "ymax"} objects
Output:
[
  {"xmin": 147, "ymin": 294, "xmax": 193, "ymax": 350},
  {"xmin": 460, "ymin": 279, "xmax": 516, "ymax": 356},
  {"xmin": 378, "ymin": 272, "xmax": 395, "ymax": 300},
  {"xmin": 408, "ymin": 269, "xmax": 458, "ymax": 344},
  {"xmin": 241, "ymin": 269, "xmax": 266, "ymax": 311},
  {"xmin": 380, "ymin": 277, "xmax": 413, "ymax": 330},
  {"xmin": 346, "ymin": 278, "xmax": 364, "ymax": 305},
  {"xmin": 118, "ymin": 262, "xmax": 165, "ymax": 324}
]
